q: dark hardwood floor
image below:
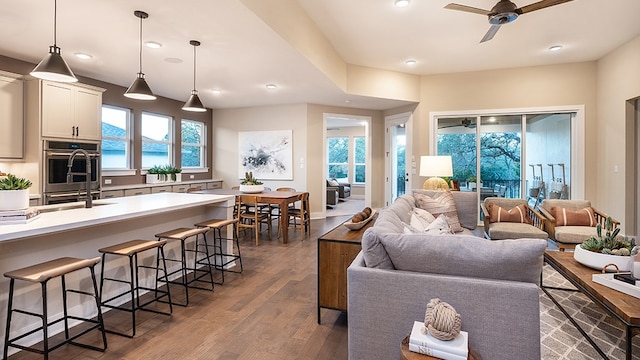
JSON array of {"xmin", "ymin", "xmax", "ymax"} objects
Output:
[{"xmin": 7, "ymin": 216, "xmax": 351, "ymax": 360}]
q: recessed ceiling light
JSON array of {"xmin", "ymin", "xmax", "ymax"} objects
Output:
[
  {"xmin": 165, "ymin": 57, "xmax": 183, "ymax": 64},
  {"xmin": 405, "ymin": 59, "xmax": 417, "ymax": 66},
  {"xmin": 395, "ymin": 0, "xmax": 410, "ymax": 8},
  {"xmin": 145, "ymin": 41, "xmax": 162, "ymax": 49},
  {"xmin": 549, "ymin": 45, "xmax": 563, "ymax": 52},
  {"xmin": 74, "ymin": 52, "xmax": 92, "ymax": 60},
  {"xmin": 212, "ymin": 89, "xmax": 222, "ymax": 94},
  {"xmin": 266, "ymin": 84, "xmax": 277, "ymax": 89}
]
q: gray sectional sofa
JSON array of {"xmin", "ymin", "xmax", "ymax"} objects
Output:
[{"xmin": 347, "ymin": 191, "xmax": 546, "ymax": 360}]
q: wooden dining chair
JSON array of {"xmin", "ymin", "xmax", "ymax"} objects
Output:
[
  {"xmin": 272, "ymin": 187, "xmax": 297, "ymax": 234},
  {"xmin": 279, "ymin": 192, "xmax": 310, "ymax": 239},
  {"xmin": 237, "ymin": 194, "xmax": 271, "ymax": 245}
]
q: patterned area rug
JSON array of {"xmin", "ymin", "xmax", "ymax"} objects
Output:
[{"xmin": 540, "ymin": 263, "xmax": 640, "ymax": 359}]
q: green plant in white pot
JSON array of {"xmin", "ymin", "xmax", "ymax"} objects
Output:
[
  {"xmin": 0, "ymin": 174, "xmax": 33, "ymax": 211},
  {"xmin": 574, "ymin": 216, "xmax": 637, "ymax": 272},
  {"xmin": 239, "ymin": 171, "xmax": 264, "ymax": 193}
]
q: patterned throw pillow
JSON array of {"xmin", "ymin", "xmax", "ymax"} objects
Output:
[
  {"xmin": 488, "ymin": 204, "xmax": 532, "ymax": 224},
  {"xmin": 409, "ymin": 208, "xmax": 436, "ymax": 231},
  {"xmin": 413, "ymin": 191, "xmax": 463, "ymax": 233},
  {"xmin": 424, "ymin": 214, "xmax": 454, "ymax": 235},
  {"xmin": 328, "ymin": 179, "xmax": 340, "ymax": 186},
  {"xmin": 550, "ymin": 206, "xmax": 597, "ymax": 226}
]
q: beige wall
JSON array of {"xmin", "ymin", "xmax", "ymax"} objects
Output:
[
  {"xmin": 596, "ymin": 35, "xmax": 640, "ymax": 233},
  {"xmin": 414, "ymin": 62, "xmax": 599, "ymax": 200}
]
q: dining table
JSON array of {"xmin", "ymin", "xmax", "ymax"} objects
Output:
[{"xmin": 193, "ymin": 189, "xmax": 309, "ymax": 244}]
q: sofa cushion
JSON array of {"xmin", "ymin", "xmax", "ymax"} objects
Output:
[
  {"xmin": 328, "ymin": 179, "xmax": 340, "ymax": 186},
  {"xmin": 413, "ymin": 191, "xmax": 463, "ymax": 233},
  {"xmin": 376, "ymin": 231, "xmax": 546, "ymax": 284},
  {"xmin": 488, "ymin": 204, "xmax": 532, "ymax": 224},
  {"xmin": 554, "ymin": 225, "xmax": 598, "ymax": 244},
  {"xmin": 414, "ymin": 189, "xmax": 477, "ymax": 230},
  {"xmin": 551, "ymin": 206, "xmax": 597, "ymax": 226},
  {"xmin": 487, "ymin": 222, "xmax": 548, "ymax": 240},
  {"xmin": 409, "ymin": 208, "xmax": 436, "ymax": 231}
]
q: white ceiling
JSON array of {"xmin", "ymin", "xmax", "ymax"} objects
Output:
[{"xmin": 1, "ymin": 0, "xmax": 639, "ymax": 111}]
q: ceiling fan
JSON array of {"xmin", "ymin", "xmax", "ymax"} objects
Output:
[
  {"xmin": 444, "ymin": 0, "xmax": 573, "ymax": 43},
  {"xmin": 439, "ymin": 118, "xmax": 477, "ymax": 129}
]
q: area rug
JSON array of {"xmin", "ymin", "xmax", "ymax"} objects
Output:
[{"xmin": 540, "ymin": 264, "xmax": 640, "ymax": 359}]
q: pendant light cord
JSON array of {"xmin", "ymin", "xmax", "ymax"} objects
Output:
[
  {"xmin": 53, "ymin": 0, "xmax": 57, "ymax": 46},
  {"xmin": 138, "ymin": 14, "xmax": 143, "ymax": 73},
  {"xmin": 192, "ymin": 44, "xmax": 197, "ymax": 90}
]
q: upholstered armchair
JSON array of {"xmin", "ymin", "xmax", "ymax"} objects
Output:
[
  {"xmin": 481, "ymin": 197, "xmax": 548, "ymax": 240},
  {"xmin": 538, "ymin": 199, "xmax": 620, "ymax": 251},
  {"xmin": 326, "ymin": 178, "xmax": 351, "ymax": 199},
  {"xmin": 326, "ymin": 187, "xmax": 338, "ymax": 207}
]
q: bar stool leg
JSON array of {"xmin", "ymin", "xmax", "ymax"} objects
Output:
[
  {"xmin": 41, "ymin": 282, "xmax": 49, "ymax": 360},
  {"xmin": 159, "ymin": 246, "xmax": 173, "ymax": 314},
  {"xmin": 3, "ymin": 279, "xmax": 14, "ymax": 360},
  {"xmin": 89, "ymin": 266, "xmax": 108, "ymax": 350},
  {"xmin": 196, "ymin": 233, "xmax": 216, "ymax": 288},
  {"xmin": 61, "ymin": 275, "xmax": 70, "ymax": 343},
  {"xmin": 128, "ymin": 254, "xmax": 137, "ymax": 337}
]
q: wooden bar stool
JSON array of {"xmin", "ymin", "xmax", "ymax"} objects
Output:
[
  {"xmin": 98, "ymin": 239, "xmax": 172, "ymax": 338},
  {"xmin": 3, "ymin": 257, "xmax": 107, "ymax": 360},
  {"xmin": 154, "ymin": 227, "xmax": 214, "ymax": 306},
  {"xmin": 194, "ymin": 218, "xmax": 243, "ymax": 284}
]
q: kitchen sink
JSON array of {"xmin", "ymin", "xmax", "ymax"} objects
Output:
[{"xmin": 37, "ymin": 202, "xmax": 114, "ymax": 213}]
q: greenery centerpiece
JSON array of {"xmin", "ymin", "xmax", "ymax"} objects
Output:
[
  {"xmin": 146, "ymin": 164, "xmax": 182, "ymax": 183},
  {"xmin": 574, "ymin": 216, "xmax": 637, "ymax": 272},
  {"xmin": 0, "ymin": 174, "xmax": 33, "ymax": 211},
  {"xmin": 239, "ymin": 171, "xmax": 264, "ymax": 193}
]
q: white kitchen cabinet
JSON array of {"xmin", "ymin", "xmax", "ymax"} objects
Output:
[
  {"xmin": 37, "ymin": 80, "xmax": 104, "ymax": 140},
  {"xmin": 0, "ymin": 72, "xmax": 24, "ymax": 159}
]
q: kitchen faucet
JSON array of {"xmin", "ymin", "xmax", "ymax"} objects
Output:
[{"xmin": 67, "ymin": 149, "xmax": 93, "ymax": 208}]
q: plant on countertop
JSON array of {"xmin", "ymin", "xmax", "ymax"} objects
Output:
[
  {"xmin": 0, "ymin": 174, "xmax": 32, "ymax": 190},
  {"xmin": 580, "ymin": 216, "xmax": 636, "ymax": 256},
  {"xmin": 148, "ymin": 164, "xmax": 182, "ymax": 181},
  {"xmin": 241, "ymin": 171, "xmax": 263, "ymax": 185}
]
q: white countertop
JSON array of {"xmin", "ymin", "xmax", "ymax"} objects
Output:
[{"xmin": 0, "ymin": 192, "xmax": 234, "ymax": 242}]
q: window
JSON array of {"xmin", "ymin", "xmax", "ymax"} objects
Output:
[
  {"xmin": 181, "ymin": 119, "xmax": 206, "ymax": 168},
  {"xmin": 327, "ymin": 137, "xmax": 349, "ymax": 181},
  {"xmin": 101, "ymin": 105, "xmax": 132, "ymax": 169},
  {"xmin": 141, "ymin": 112, "xmax": 173, "ymax": 169},
  {"xmin": 354, "ymin": 136, "xmax": 366, "ymax": 183}
]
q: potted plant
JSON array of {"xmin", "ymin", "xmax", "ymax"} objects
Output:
[
  {"xmin": 239, "ymin": 171, "xmax": 264, "ymax": 193},
  {"xmin": 0, "ymin": 174, "xmax": 33, "ymax": 211},
  {"xmin": 146, "ymin": 164, "xmax": 182, "ymax": 183},
  {"xmin": 574, "ymin": 216, "xmax": 637, "ymax": 272}
]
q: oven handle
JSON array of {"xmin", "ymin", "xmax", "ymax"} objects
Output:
[
  {"xmin": 46, "ymin": 190, "xmax": 101, "ymax": 198},
  {"xmin": 46, "ymin": 152, "xmax": 100, "ymax": 157}
]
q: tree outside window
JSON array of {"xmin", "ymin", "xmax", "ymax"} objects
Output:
[
  {"xmin": 101, "ymin": 105, "xmax": 131, "ymax": 169},
  {"xmin": 327, "ymin": 137, "xmax": 348, "ymax": 181},
  {"xmin": 181, "ymin": 119, "xmax": 205, "ymax": 168},
  {"xmin": 141, "ymin": 112, "xmax": 173, "ymax": 168}
]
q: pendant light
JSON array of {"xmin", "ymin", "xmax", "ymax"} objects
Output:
[
  {"xmin": 124, "ymin": 10, "xmax": 156, "ymax": 100},
  {"xmin": 182, "ymin": 40, "xmax": 207, "ymax": 112},
  {"xmin": 30, "ymin": 0, "xmax": 77, "ymax": 83}
]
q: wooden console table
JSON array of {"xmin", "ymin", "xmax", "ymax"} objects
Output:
[
  {"xmin": 543, "ymin": 250, "xmax": 640, "ymax": 360},
  {"xmin": 317, "ymin": 214, "xmax": 376, "ymax": 324}
]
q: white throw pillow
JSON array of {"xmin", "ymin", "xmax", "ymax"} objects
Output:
[
  {"xmin": 409, "ymin": 208, "xmax": 436, "ymax": 231},
  {"xmin": 424, "ymin": 214, "xmax": 453, "ymax": 235}
]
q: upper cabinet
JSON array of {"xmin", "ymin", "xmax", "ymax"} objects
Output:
[
  {"xmin": 0, "ymin": 71, "xmax": 24, "ymax": 159},
  {"xmin": 29, "ymin": 80, "xmax": 104, "ymax": 141}
]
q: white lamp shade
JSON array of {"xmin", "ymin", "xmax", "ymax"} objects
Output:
[{"xmin": 419, "ymin": 156, "xmax": 453, "ymax": 177}]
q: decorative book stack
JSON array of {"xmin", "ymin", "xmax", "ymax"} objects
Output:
[
  {"xmin": 0, "ymin": 208, "xmax": 40, "ymax": 225},
  {"xmin": 409, "ymin": 321, "xmax": 469, "ymax": 360}
]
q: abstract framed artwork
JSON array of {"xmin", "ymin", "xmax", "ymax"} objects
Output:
[{"xmin": 238, "ymin": 130, "xmax": 293, "ymax": 180}]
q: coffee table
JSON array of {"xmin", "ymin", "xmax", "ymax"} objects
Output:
[{"xmin": 543, "ymin": 250, "xmax": 640, "ymax": 360}]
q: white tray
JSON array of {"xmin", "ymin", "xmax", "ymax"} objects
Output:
[{"xmin": 592, "ymin": 273, "xmax": 640, "ymax": 299}]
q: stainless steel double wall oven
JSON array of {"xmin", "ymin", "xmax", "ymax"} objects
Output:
[{"xmin": 43, "ymin": 140, "xmax": 101, "ymax": 204}]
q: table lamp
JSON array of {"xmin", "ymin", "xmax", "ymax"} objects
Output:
[{"xmin": 420, "ymin": 155, "xmax": 453, "ymax": 190}]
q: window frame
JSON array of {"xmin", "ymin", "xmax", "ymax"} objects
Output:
[
  {"xmin": 101, "ymin": 104, "xmax": 135, "ymax": 175},
  {"xmin": 180, "ymin": 118, "xmax": 207, "ymax": 171},
  {"xmin": 353, "ymin": 136, "xmax": 366, "ymax": 184},
  {"xmin": 141, "ymin": 111, "xmax": 174, "ymax": 170},
  {"xmin": 327, "ymin": 136, "xmax": 350, "ymax": 181}
]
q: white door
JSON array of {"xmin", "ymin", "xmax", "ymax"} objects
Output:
[{"xmin": 385, "ymin": 113, "xmax": 412, "ymax": 206}]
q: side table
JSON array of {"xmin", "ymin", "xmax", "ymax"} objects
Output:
[
  {"xmin": 317, "ymin": 214, "xmax": 376, "ymax": 324},
  {"xmin": 400, "ymin": 336, "xmax": 482, "ymax": 360}
]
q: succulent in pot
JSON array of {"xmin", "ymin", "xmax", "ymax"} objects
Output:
[
  {"xmin": 574, "ymin": 216, "xmax": 637, "ymax": 272},
  {"xmin": 241, "ymin": 171, "xmax": 263, "ymax": 185},
  {"xmin": 0, "ymin": 174, "xmax": 33, "ymax": 211},
  {"xmin": 239, "ymin": 172, "xmax": 264, "ymax": 193}
]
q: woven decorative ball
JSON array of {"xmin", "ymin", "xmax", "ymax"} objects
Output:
[{"xmin": 423, "ymin": 298, "xmax": 461, "ymax": 341}]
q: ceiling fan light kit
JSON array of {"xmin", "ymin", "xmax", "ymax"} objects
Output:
[
  {"xmin": 31, "ymin": 0, "xmax": 78, "ymax": 83},
  {"xmin": 124, "ymin": 10, "xmax": 156, "ymax": 100},
  {"xmin": 445, "ymin": 0, "xmax": 573, "ymax": 43}
]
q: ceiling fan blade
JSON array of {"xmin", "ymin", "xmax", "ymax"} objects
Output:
[
  {"xmin": 519, "ymin": 0, "xmax": 573, "ymax": 14},
  {"xmin": 444, "ymin": 3, "xmax": 490, "ymax": 16},
  {"xmin": 480, "ymin": 25, "xmax": 501, "ymax": 43}
]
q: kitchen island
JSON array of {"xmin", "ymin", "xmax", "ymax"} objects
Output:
[{"xmin": 0, "ymin": 192, "xmax": 234, "ymax": 356}]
